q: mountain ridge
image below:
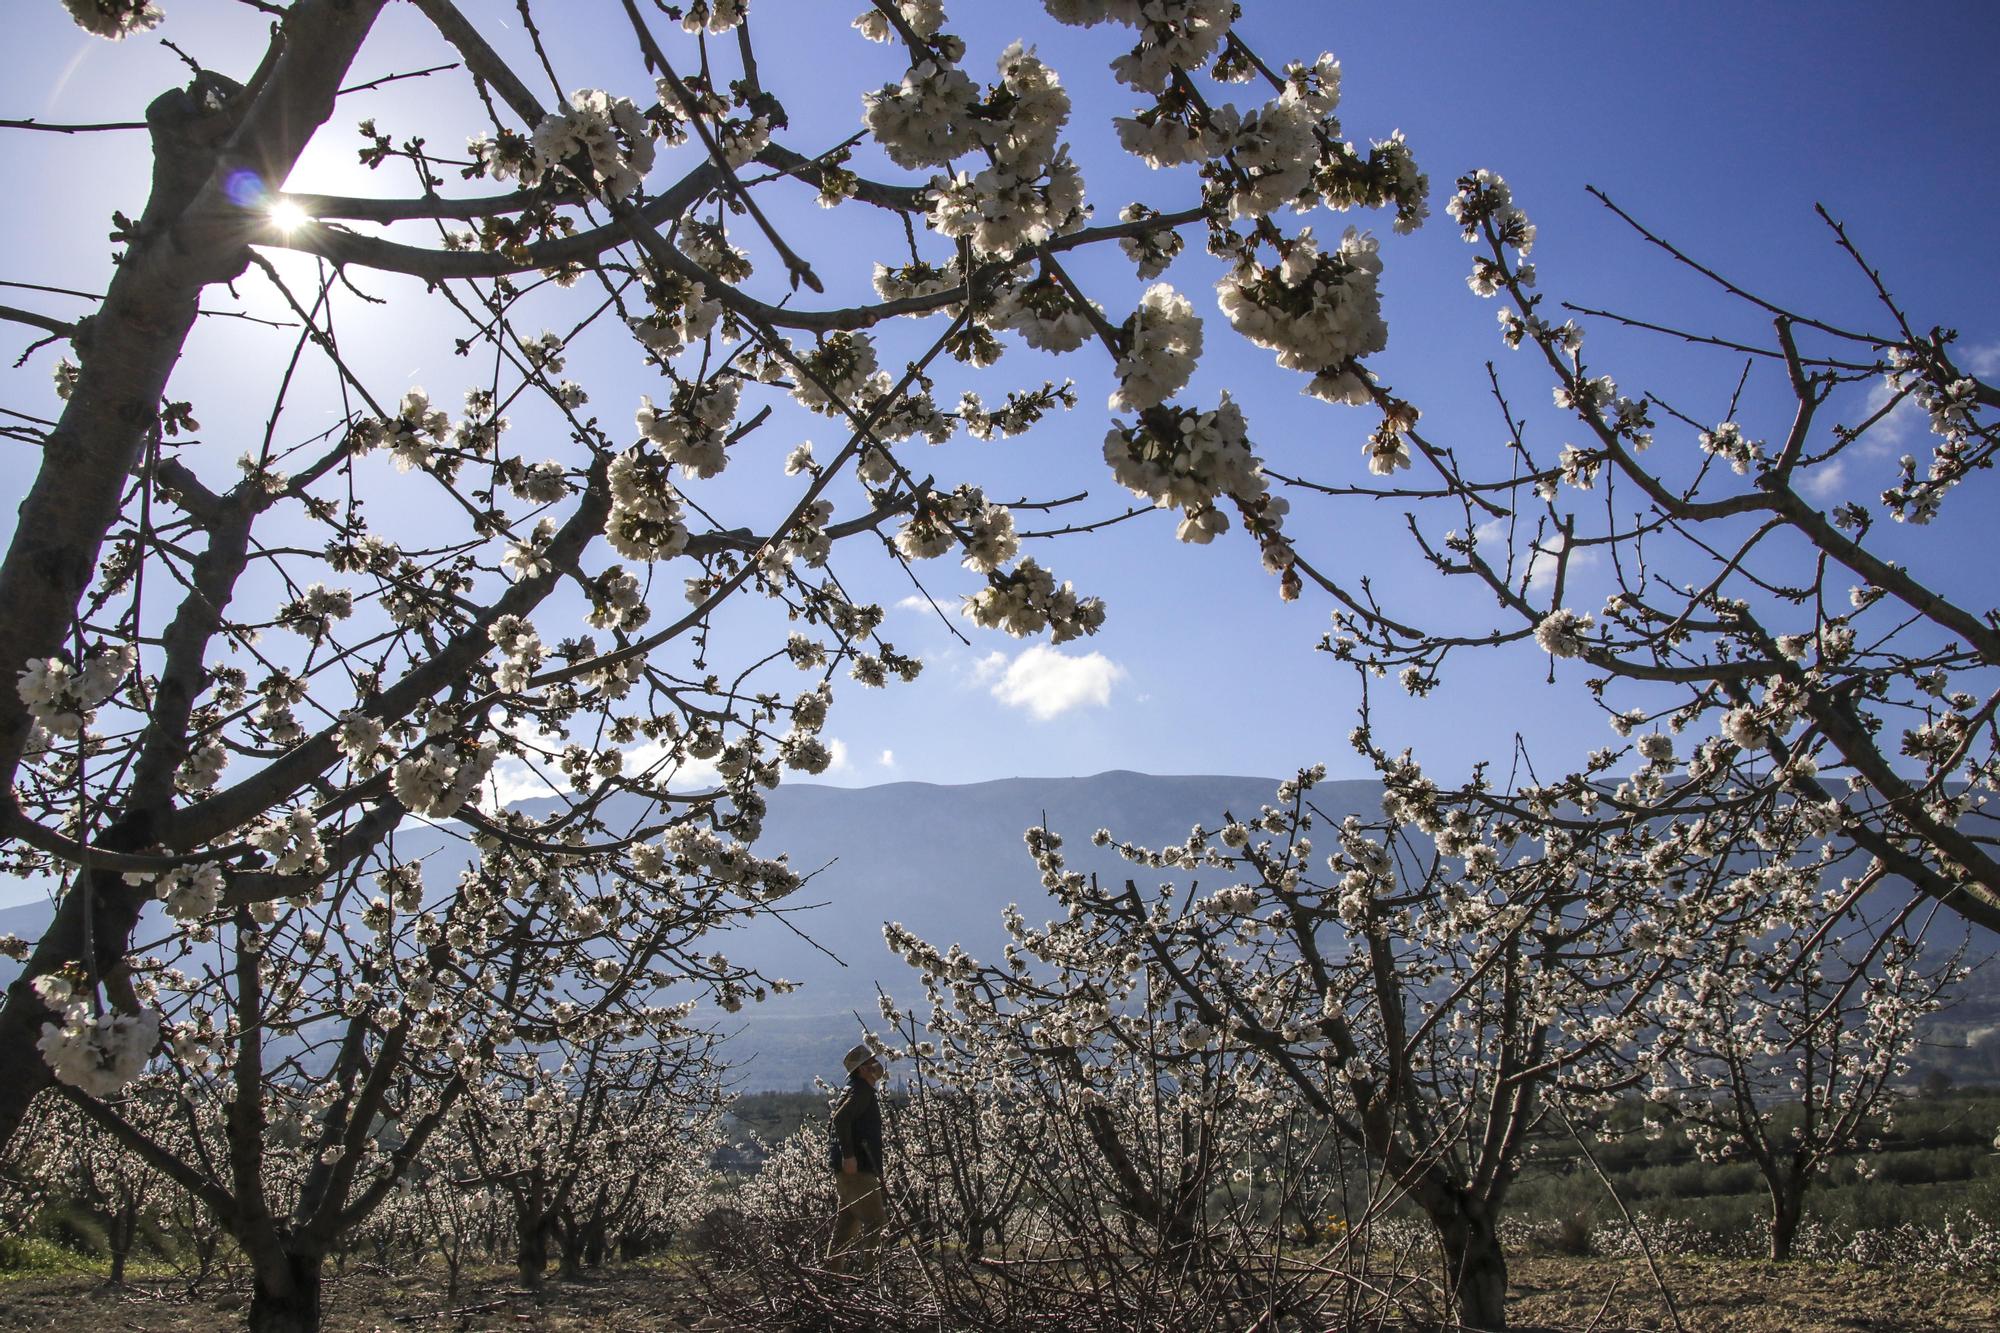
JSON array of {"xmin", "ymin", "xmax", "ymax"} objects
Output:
[{"xmin": 4, "ymin": 772, "xmax": 1994, "ymax": 1090}]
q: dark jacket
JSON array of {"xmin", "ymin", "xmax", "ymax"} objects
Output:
[{"xmin": 828, "ymin": 1073, "xmax": 883, "ymax": 1175}]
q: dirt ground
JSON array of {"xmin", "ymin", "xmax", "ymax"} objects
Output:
[
  {"xmin": 1506, "ymin": 1254, "xmax": 1997, "ymax": 1332},
  {"xmin": 0, "ymin": 1256, "xmax": 1990, "ymax": 1331},
  {"xmin": 0, "ymin": 1265, "xmax": 712, "ymax": 1332}
]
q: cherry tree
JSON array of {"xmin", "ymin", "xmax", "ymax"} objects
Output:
[
  {"xmin": 457, "ymin": 1030, "xmax": 724, "ymax": 1286},
  {"xmin": 0, "ymin": 0, "xmax": 1432, "ymax": 1180},
  {"xmin": 47, "ymin": 833, "xmax": 741, "ymax": 1332},
  {"xmin": 27, "ymin": 1094, "xmax": 180, "ymax": 1284},
  {"xmin": 1646, "ymin": 883, "xmax": 1960, "ymax": 1261},
  {"xmin": 883, "ymin": 749, "xmax": 1868, "ymax": 1331},
  {"xmin": 880, "ymin": 1031, "xmax": 1046, "ymax": 1259},
  {"xmin": 360, "ymin": 1146, "xmax": 505, "ymax": 1303},
  {"xmin": 1279, "ymin": 167, "xmax": 1999, "ymax": 940}
]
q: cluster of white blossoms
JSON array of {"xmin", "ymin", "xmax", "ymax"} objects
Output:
[
  {"xmin": 1216, "ymin": 227, "xmax": 1384, "ymax": 404},
  {"xmin": 18, "ymin": 643, "xmax": 132, "ymax": 743},
  {"xmin": 866, "ymin": 36, "xmax": 1070, "ymax": 170},
  {"xmin": 853, "ymin": 0, "xmax": 947, "ymax": 45},
  {"xmin": 1446, "ymin": 168, "xmax": 1535, "ymax": 298},
  {"xmin": 1883, "ymin": 340, "xmax": 1988, "ymax": 511},
  {"xmin": 1113, "ymin": 93, "xmax": 1212, "ymax": 169},
  {"xmin": 964, "ymin": 557, "xmax": 1105, "ymax": 643},
  {"xmin": 136, "ymin": 862, "xmax": 225, "ymax": 922},
  {"xmin": 931, "ymin": 150, "xmax": 1085, "ymax": 258},
  {"xmin": 605, "ymin": 443, "xmax": 692, "ymax": 563},
  {"xmin": 894, "ymin": 484, "xmax": 1019, "ymax": 573},
  {"xmin": 1103, "ymin": 393, "xmax": 1277, "ymax": 545},
  {"xmin": 1041, "ymin": 0, "xmax": 1233, "ymax": 94},
  {"xmin": 654, "ymin": 76, "xmax": 769, "ymax": 169},
  {"xmin": 864, "ymin": 60, "xmax": 981, "ymax": 169},
  {"xmin": 773, "ymin": 682, "xmax": 835, "ymax": 775},
  {"xmin": 63, "ymin": 0, "xmax": 163, "ymax": 41},
  {"xmin": 487, "ymin": 614, "xmax": 545, "ymax": 695},
  {"xmin": 635, "ymin": 376, "xmax": 742, "ymax": 480},
  {"xmin": 353, "ymin": 388, "xmax": 451, "ymax": 473},
  {"xmin": 393, "ymin": 737, "xmax": 498, "ymax": 819},
  {"xmin": 679, "ymin": 0, "xmax": 747, "ymax": 35},
  {"xmin": 1117, "ymin": 203, "xmax": 1185, "ymax": 278},
  {"xmin": 276, "ymin": 582, "xmax": 355, "ymax": 645},
  {"xmin": 1210, "ymin": 98, "xmax": 1320, "ymax": 220},
  {"xmin": 250, "ymin": 806, "xmax": 329, "ymax": 877},
  {"xmin": 991, "ymin": 273, "xmax": 1100, "ymax": 353},
  {"xmin": 677, "ymin": 221, "xmax": 751, "ymax": 285},
  {"xmin": 1534, "ymin": 607, "xmax": 1595, "ymax": 658},
  {"xmin": 659, "ymin": 823, "xmax": 802, "ymax": 900},
  {"xmin": 1697, "ymin": 421, "xmax": 1766, "ymax": 475},
  {"xmin": 787, "ymin": 330, "xmax": 881, "ymax": 415},
  {"xmin": 871, "ymin": 41, "xmax": 1083, "ymax": 258},
  {"xmin": 871, "ymin": 257, "xmax": 962, "ymax": 305},
  {"xmin": 626, "ymin": 276, "xmax": 723, "ymax": 360},
  {"xmin": 32, "ymin": 973, "xmax": 160, "ymax": 1097},
  {"xmin": 586, "ymin": 567, "xmax": 647, "ymax": 631},
  {"xmin": 1110, "ymin": 284, "xmax": 1203, "ymax": 412},
  {"xmin": 175, "ymin": 736, "xmax": 227, "ymax": 793},
  {"xmin": 755, "ymin": 498, "xmax": 836, "ymax": 576},
  {"xmin": 334, "ymin": 710, "xmax": 392, "ymax": 775},
  {"xmin": 531, "ymin": 89, "xmax": 656, "ymax": 202},
  {"xmin": 467, "ymin": 127, "xmax": 543, "ymax": 189}
]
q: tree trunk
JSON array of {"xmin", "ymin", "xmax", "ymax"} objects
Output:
[
  {"xmin": 105, "ymin": 1203, "xmax": 139, "ymax": 1286},
  {"xmin": 1769, "ymin": 1173, "xmax": 1807, "ymax": 1262},
  {"xmin": 1429, "ymin": 1194, "xmax": 1510, "ymax": 1332},
  {"xmin": 516, "ymin": 1218, "xmax": 549, "ymax": 1289},
  {"xmin": 0, "ymin": 0, "xmax": 391, "ymax": 1157},
  {"xmin": 556, "ymin": 1220, "xmax": 583, "ymax": 1280},
  {"xmin": 248, "ymin": 1250, "xmax": 325, "ymax": 1333}
]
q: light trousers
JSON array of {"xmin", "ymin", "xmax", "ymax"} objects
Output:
[{"xmin": 828, "ymin": 1170, "xmax": 887, "ymax": 1274}]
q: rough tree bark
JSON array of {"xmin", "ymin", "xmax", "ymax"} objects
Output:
[
  {"xmin": 246, "ymin": 1246, "xmax": 326, "ymax": 1333},
  {"xmin": 1769, "ymin": 1170, "xmax": 1808, "ymax": 1262},
  {"xmin": 1427, "ymin": 1189, "xmax": 1511, "ymax": 1332}
]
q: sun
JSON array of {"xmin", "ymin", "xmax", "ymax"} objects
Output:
[{"xmin": 267, "ymin": 199, "xmax": 311, "ymax": 234}]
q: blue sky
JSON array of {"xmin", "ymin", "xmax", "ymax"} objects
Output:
[{"xmin": 3, "ymin": 0, "xmax": 1997, "ymax": 834}]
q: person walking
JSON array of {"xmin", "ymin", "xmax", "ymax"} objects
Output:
[{"xmin": 827, "ymin": 1042, "xmax": 887, "ymax": 1274}]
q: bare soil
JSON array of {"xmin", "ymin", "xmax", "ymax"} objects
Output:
[
  {"xmin": 0, "ymin": 1256, "xmax": 1988, "ymax": 1331},
  {"xmin": 0, "ymin": 1266, "xmax": 710, "ymax": 1332},
  {"xmin": 1507, "ymin": 1255, "xmax": 1994, "ymax": 1332}
]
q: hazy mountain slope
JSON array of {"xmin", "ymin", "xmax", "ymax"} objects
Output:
[{"xmin": 3, "ymin": 772, "xmax": 1993, "ymax": 1091}]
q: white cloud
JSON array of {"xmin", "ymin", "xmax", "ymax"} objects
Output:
[
  {"xmin": 980, "ymin": 644, "xmax": 1127, "ymax": 720},
  {"xmin": 1523, "ymin": 534, "xmax": 1598, "ymax": 592},
  {"xmin": 824, "ymin": 737, "xmax": 851, "ymax": 773},
  {"xmin": 1859, "ymin": 374, "xmax": 1924, "ymax": 449},
  {"xmin": 879, "ymin": 749, "xmax": 896, "ymax": 767},
  {"xmin": 479, "ymin": 756, "xmax": 561, "ymax": 810},
  {"xmin": 1473, "ymin": 519, "xmax": 1597, "ymax": 593},
  {"xmin": 1798, "ymin": 457, "xmax": 1847, "ymax": 500},
  {"xmin": 481, "ymin": 731, "xmax": 728, "ymax": 811},
  {"xmin": 1848, "ymin": 337, "xmax": 1998, "ymax": 456},
  {"xmin": 476, "ymin": 716, "xmax": 570, "ymax": 809},
  {"xmin": 896, "ymin": 594, "xmax": 937, "ymax": 614}
]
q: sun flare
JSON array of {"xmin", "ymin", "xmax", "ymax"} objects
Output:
[{"xmin": 267, "ymin": 199, "xmax": 310, "ymax": 234}]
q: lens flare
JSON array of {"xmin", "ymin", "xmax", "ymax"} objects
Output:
[{"xmin": 222, "ymin": 168, "xmax": 266, "ymax": 210}]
